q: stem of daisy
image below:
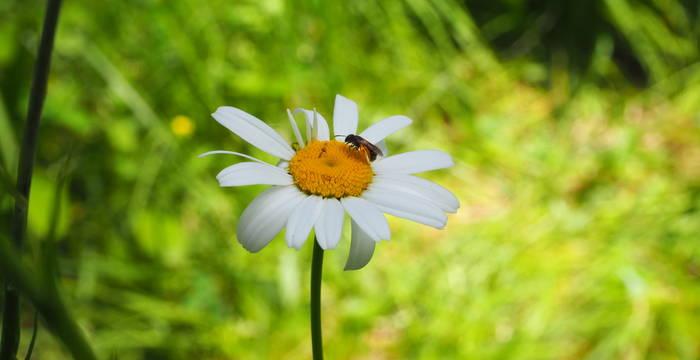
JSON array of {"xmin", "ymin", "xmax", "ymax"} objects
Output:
[
  {"xmin": 310, "ymin": 239, "xmax": 324, "ymax": 360},
  {"xmin": 1, "ymin": 0, "xmax": 62, "ymax": 359}
]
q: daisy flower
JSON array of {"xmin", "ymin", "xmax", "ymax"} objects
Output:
[{"xmin": 201, "ymin": 95, "xmax": 459, "ymax": 270}]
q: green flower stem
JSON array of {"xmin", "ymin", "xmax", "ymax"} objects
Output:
[
  {"xmin": 1, "ymin": 0, "xmax": 62, "ymax": 359},
  {"xmin": 310, "ymin": 239, "xmax": 324, "ymax": 360}
]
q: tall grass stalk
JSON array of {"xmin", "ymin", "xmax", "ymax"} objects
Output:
[{"xmin": 1, "ymin": 0, "xmax": 62, "ymax": 359}]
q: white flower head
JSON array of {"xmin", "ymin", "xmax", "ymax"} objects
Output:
[{"xmin": 201, "ymin": 95, "xmax": 459, "ymax": 270}]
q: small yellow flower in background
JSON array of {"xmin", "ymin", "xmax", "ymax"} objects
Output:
[{"xmin": 171, "ymin": 115, "xmax": 194, "ymax": 136}]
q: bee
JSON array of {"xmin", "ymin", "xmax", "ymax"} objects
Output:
[{"xmin": 336, "ymin": 134, "xmax": 383, "ymax": 162}]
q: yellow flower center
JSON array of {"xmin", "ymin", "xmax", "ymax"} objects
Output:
[{"xmin": 289, "ymin": 140, "xmax": 374, "ymax": 198}]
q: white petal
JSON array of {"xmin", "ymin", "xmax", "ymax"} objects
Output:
[
  {"xmin": 375, "ymin": 140, "xmax": 389, "ymax": 157},
  {"xmin": 212, "ymin": 106, "xmax": 295, "ymax": 160},
  {"xmin": 373, "ymin": 174, "xmax": 459, "ymax": 213},
  {"xmin": 198, "ymin": 150, "xmax": 271, "ymax": 166},
  {"xmin": 344, "ymin": 220, "xmax": 375, "ymax": 271},
  {"xmin": 340, "ymin": 197, "xmax": 390, "ymax": 242},
  {"xmin": 216, "ymin": 162, "xmax": 293, "ymax": 187},
  {"xmin": 276, "ymin": 159, "xmax": 289, "ymax": 169},
  {"xmin": 373, "ymin": 150, "xmax": 453, "ymax": 174},
  {"xmin": 286, "ymin": 195, "xmax": 324, "ymax": 250},
  {"xmin": 305, "ymin": 110, "xmax": 312, "ymax": 142},
  {"xmin": 294, "ymin": 108, "xmax": 330, "ymax": 141},
  {"xmin": 237, "ymin": 186, "xmax": 306, "ymax": 252},
  {"xmin": 287, "ymin": 109, "xmax": 305, "ymax": 147},
  {"xmin": 333, "ymin": 95, "xmax": 358, "ymax": 137},
  {"xmin": 314, "ymin": 199, "xmax": 344, "ymax": 250},
  {"xmin": 359, "ymin": 115, "xmax": 412, "ymax": 144},
  {"xmin": 362, "ymin": 186, "xmax": 448, "ymax": 229}
]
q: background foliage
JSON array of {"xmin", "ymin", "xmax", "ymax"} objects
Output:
[{"xmin": 2, "ymin": 0, "xmax": 700, "ymax": 359}]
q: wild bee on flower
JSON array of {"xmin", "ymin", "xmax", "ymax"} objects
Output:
[{"xmin": 336, "ymin": 134, "xmax": 384, "ymax": 162}]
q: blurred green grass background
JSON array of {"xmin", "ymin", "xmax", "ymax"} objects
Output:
[{"xmin": 2, "ymin": 0, "xmax": 700, "ymax": 359}]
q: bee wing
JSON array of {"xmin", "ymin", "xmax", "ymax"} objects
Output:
[{"xmin": 363, "ymin": 141, "xmax": 383, "ymax": 157}]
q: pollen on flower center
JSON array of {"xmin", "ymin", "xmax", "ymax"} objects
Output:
[{"xmin": 289, "ymin": 140, "xmax": 374, "ymax": 198}]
